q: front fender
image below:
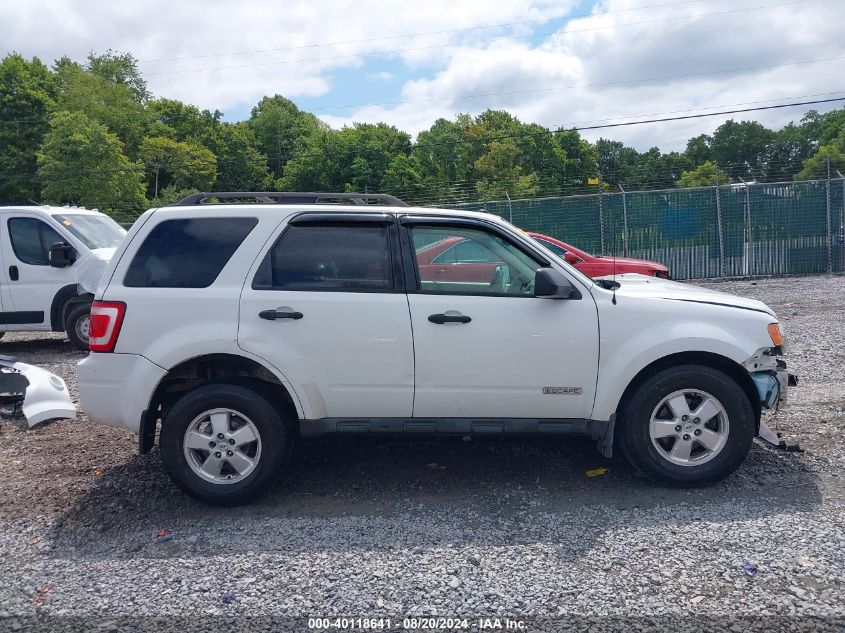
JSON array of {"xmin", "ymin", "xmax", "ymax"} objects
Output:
[{"xmin": 591, "ymin": 298, "xmax": 773, "ymax": 421}]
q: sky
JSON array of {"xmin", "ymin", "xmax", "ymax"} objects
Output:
[{"xmin": 1, "ymin": 0, "xmax": 843, "ymax": 152}]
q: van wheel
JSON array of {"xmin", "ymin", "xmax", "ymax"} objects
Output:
[
  {"xmin": 65, "ymin": 303, "xmax": 91, "ymax": 351},
  {"xmin": 618, "ymin": 365, "xmax": 754, "ymax": 486},
  {"xmin": 160, "ymin": 383, "xmax": 289, "ymax": 505}
]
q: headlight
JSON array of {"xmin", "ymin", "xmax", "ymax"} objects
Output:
[{"xmin": 767, "ymin": 322, "xmax": 785, "ymax": 347}]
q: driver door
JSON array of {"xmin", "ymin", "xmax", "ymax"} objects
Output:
[{"xmin": 404, "ymin": 219, "xmax": 599, "ymax": 419}]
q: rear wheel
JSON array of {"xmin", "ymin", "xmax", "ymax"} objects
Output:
[
  {"xmin": 65, "ymin": 303, "xmax": 91, "ymax": 351},
  {"xmin": 160, "ymin": 383, "xmax": 290, "ymax": 505},
  {"xmin": 618, "ymin": 365, "xmax": 755, "ymax": 485}
]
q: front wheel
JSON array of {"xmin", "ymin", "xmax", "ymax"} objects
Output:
[
  {"xmin": 65, "ymin": 303, "xmax": 91, "ymax": 351},
  {"xmin": 160, "ymin": 383, "xmax": 290, "ymax": 505},
  {"xmin": 618, "ymin": 365, "xmax": 755, "ymax": 486}
]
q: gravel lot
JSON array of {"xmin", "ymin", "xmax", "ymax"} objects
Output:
[{"xmin": 0, "ymin": 275, "xmax": 843, "ymax": 632}]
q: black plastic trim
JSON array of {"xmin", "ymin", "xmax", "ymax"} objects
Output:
[
  {"xmin": 49, "ymin": 284, "xmax": 90, "ymax": 331},
  {"xmin": 299, "ymin": 417, "xmax": 600, "ymax": 437},
  {"xmin": 1, "ymin": 311, "xmax": 44, "ymax": 325},
  {"xmin": 176, "ymin": 192, "xmax": 408, "ymax": 207},
  {"xmin": 290, "ymin": 212, "xmax": 395, "ymax": 225},
  {"xmin": 138, "ymin": 409, "xmax": 156, "ymax": 454}
]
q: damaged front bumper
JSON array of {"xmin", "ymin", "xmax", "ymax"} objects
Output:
[
  {"xmin": 0, "ymin": 355, "xmax": 76, "ymax": 427},
  {"xmin": 743, "ymin": 348, "xmax": 799, "ymax": 449},
  {"xmin": 744, "ymin": 348, "xmax": 798, "ymax": 412}
]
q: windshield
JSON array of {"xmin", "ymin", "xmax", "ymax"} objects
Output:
[{"xmin": 53, "ymin": 214, "xmax": 126, "ymax": 250}]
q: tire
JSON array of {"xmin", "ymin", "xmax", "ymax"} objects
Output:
[
  {"xmin": 160, "ymin": 383, "xmax": 290, "ymax": 505},
  {"xmin": 65, "ymin": 303, "xmax": 91, "ymax": 351},
  {"xmin": 618, "ymin": 364, "xmax": 755, "ymax": 486}
]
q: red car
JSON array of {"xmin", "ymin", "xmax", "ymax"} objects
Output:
[
  {"xmin": 414, "ymin": 233, "xmax": 669, "ymax": 283},
  {"xmin": 527, "ymin": 232, "xmax": 670, "ymax": 279}
]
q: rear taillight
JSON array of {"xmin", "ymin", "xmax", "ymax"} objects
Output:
[{"xmin": 89, "ymin": 301, "xmax": 126, "ymax": 353}]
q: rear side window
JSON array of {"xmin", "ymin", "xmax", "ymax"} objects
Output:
[
  {"xmin": 7, "ymin": 217, "xmax": 65, "ymax": 266},
  {"xmin": 124, "ymin": 218, "xmax": 257, "ymax": 288},
  {"xmin": 253, "ymin": 224, "xmax": 392, "ymax": 292}
]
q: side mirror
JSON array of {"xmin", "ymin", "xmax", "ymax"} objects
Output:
[
  {"xmin": 564, "ymin": 252, "xmax": 581, "ymax": 265},
  {"xmin": 49, "ymin": 242, "xmax": 77, "ymax": 268},
  {"xmin": 534, "ymin": 267, "xmax": 580, "ymax": 300}
]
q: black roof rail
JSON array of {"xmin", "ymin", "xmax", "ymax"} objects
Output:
[{"xmin": 175, "ymin": 192, "xmax": 408, "ymax": 207}]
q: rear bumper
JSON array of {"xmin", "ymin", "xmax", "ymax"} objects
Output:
[{"xmin": 77, "ymin": 353, "xmax": 166, "ymax": 433}]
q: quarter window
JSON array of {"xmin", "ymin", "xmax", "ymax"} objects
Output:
[
  {"xmin": 411, "ymin": 225, "xmax": 541, "ymax": 296},
  {"xmin": 8, "ymin": 218, "xmax": 66, "ymax": 266},
  {"xmin": 124, "ymin": 217, "xmax": 257, "ymax": 288},
  {"xmin": 253, "ymin": 224, "xmax": 392, "ymax": 292}
]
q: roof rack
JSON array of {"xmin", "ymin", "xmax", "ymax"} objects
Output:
[{"xmin": 175, "ymin": 192, "xmax": 408, "ymax": 207}]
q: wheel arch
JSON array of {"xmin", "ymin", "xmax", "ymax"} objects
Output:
[
  {"xmin": 142, "ymin": 353, "xmax": 302, "ymax": 453},
  {"xmin": 614, "ymin": 351, "xmax": 761, "ymax": 432},
  {"xmin": 50, "ymin": 284, "xmax": 92, "ymax": 331}
]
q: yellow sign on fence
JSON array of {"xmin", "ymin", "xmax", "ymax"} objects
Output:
[{"xmin": 587, "ymin": 177, "xmax": 599, "ymax": 185}]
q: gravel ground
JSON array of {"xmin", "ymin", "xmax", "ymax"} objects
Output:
[{"xmin": 0, "ymin": 275, "xmax": 843, "ymax": 632}]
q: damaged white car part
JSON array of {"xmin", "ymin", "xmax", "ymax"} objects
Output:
[
  {"xmin": 743, "ymin": 341, "xmax": 800, "ymax": 450},
  {"xmin": 0, "ymin": 356, "xmax": 76, "ymax": 427}
]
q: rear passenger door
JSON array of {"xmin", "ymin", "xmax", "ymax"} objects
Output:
[{"xmin": 238, "ymin": 213, "xmax": 414, "ymax": 420}]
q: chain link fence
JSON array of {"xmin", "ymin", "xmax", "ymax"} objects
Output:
[{"xmin": 451, "ymin": 177, "xmax": 845, "ymax": 280}]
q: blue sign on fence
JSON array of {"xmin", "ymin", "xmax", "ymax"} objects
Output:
[{"xmin": 662, "ymin": 207, "xmax": 699, "ymax": 239}]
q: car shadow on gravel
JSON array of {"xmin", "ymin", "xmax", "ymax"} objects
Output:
[{"xmin": 48, "ymin": 433, "xmax": 822, "ymax": 561}]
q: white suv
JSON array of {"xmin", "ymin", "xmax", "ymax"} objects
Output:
[
  {"xmin": 0, "ymin": 205, "xmax": 127, "ymax": 349},
  {"xmin": 77, "ymin": 192, "xmax": 796, "ymax": 505}
]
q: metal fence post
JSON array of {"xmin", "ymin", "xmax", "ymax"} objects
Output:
[
  {"xmin": 598, "ymin": 183, "xmax": 605, "ymax": 254},
  {"xmin": 715, "ymin": 181, "xmax": 725, "ymax": 277},
  {"xmin": 619, "ymin": 184, "xmax": 629, "ymax": 257},
  {"xmin": 826, "ymin": 158, "xmax": 832, "ymax": 274},
  {"xmin": 739, "ymin": 177, "xmax": 753, "ymax": 276},
  {"xmin": 505, "ymin": 190, "xmax": 513, "ymax": 224}
]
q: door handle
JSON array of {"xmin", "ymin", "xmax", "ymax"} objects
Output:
[
  {"xmin": 428, "ymin": 313, "xmax": 471, "ymax": 324},
  {"xmin": 9, "ymin": 266, "xmax": 18, "ymax": 281},
  {"xmin": 259, "ymin": 308, "xmax": 303, "ymax": 320}
]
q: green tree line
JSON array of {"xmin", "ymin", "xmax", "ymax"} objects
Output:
[{"xmin": 2, "ymin": 51, "xmax": 845, "ymax": 217}]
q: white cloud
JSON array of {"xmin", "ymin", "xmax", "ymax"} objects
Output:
[
  {"xmin": 316, "ymin": 0, "xmax": 845, "ymax": 149},
  {"xmin": 1, "ymin": 0, "xmax": 842, "ymax": 150}
]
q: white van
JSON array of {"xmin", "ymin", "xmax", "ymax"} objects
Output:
[{"xmin": 0, "ymin": 205, "xmax": 126, "ymax": 349}]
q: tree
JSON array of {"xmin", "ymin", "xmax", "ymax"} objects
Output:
[
  {"xmin": 795, "ymin": 145, "xmax": 845, "ymax": 181},
  {"xmin": 148, "ymin": 97, "xmax": 221, "ymax": 143},
  {"xmin": 54, "ymin": 58, "xmax": 149, "ymax": 157},
  {"xmin": 210, "ymin": 123, "xmax": 271, "ymax": 191},
  {"xmin": 676, "ymin": 161, "xmax": 729, "ymax": 187},
  {"xmin": 684, "ymin": 134, "xmax": 713, "ymax": 167},
  {"xmin": 36, "ymin": 111, "xmax": 146, "ymax": 213},
  {"xmin": 139, "ymin": 136, "xmax": 217, "ymax": 197},
  {"xmin": 86, "ymin": 50, "xmax": 150, "ymax": 102},
  {"xmin": 279, "ymin": 122, "xmax": 412, "ymax": 192},
  {"xmin": 554, "ymin": 129, "xmax": 598, "ymax": 190},
  {"xmin": 0, "ymin": 53, "xmax": 56, "ymax": 203},
  {"xmin": 710, "ymin": 120, "xmax": 775, "ymax": 180},
  {"xmin": 248, "ymin": 95, "xmax": 323, "ymax": 178},
  {"xmin": 382, "ymin": 153, "xmax": 423, "ymax": 200}
]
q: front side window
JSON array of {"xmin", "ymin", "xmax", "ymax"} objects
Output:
[
  {"xmin": 253, "ymin": 224, "xmax": 392, "ymax": 292},
  {"xmin": 54, "ymin": 214, "xmax": 126, "ymax": 250},
  {"xmin": 410, "ymin": 225, "xmax": 541, "ymax": 296},
  {"xmin": 534, "ymin": 238, "xmax": 567, "ymax": 257},
  {"xmin": 8, "ymin": 217, "xmax": 65, "ymax": 266},
  {"xmin": 124, "ymin": 217, "xmax": 257, "ymax": 288}
]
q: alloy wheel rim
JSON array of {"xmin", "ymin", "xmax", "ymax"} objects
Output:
[
  {"xmin": 648, "ymin": 389, "xmax": 730, "ymax": 467},
  {"xmin": 183, "ymin": 408, "xmax": 262, "ymax": 484}
]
